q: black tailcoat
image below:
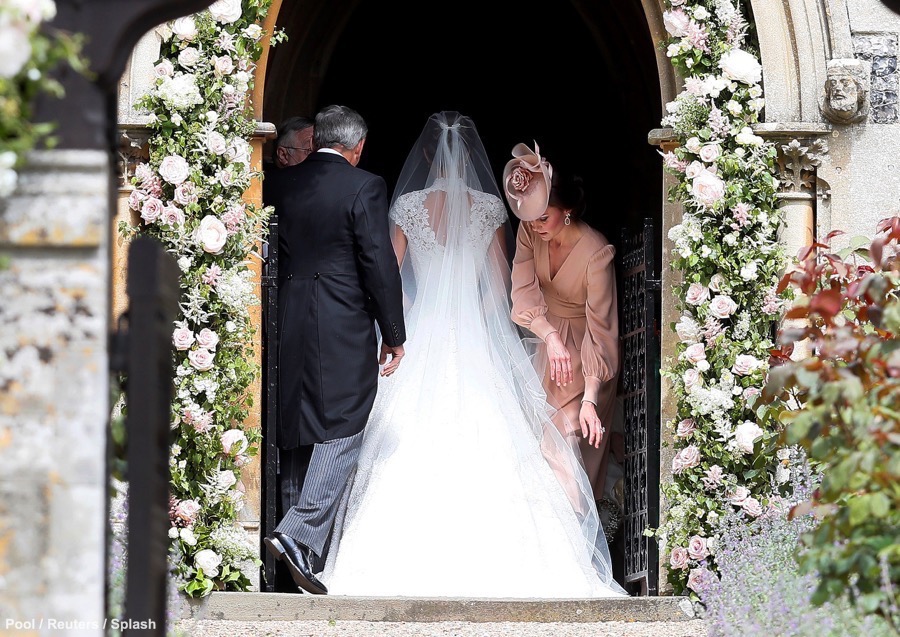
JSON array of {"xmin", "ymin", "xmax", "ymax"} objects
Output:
[{"xmin": 271, "ymin": 152, "xmax": 405, "ymax": 448}]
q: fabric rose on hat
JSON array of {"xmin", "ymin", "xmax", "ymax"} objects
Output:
[{"xmin": 509, "ymin": 166, "xmax": 532, "ymax": 193}]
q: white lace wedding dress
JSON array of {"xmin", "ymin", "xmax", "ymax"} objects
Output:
[{"xmin": 321, "ymin": 183, "xmax": 626, "ymax": 598}]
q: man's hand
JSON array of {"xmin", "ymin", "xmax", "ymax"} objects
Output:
[{"xmin": 379, "ymin": 343, "xmax": 405, "ymax": 377}]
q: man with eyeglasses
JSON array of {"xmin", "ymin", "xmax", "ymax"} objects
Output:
[{"xmin": 273, "ymin": 116, "xmax": 315, "ymax": 168}]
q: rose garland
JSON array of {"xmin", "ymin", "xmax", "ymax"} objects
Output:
[
  {"xmin": 120, "ymin": 0, "xmax": 275, "ymax": 596},
  {"xmin": 655, "ymin": 0, "xmax": 786, "ymax": 597},
  {"xmin": 0, "ymin": 0, "xmax": 84, "ymax": 199}
]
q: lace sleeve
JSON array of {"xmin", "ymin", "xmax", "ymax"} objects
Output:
[
  {"xmin": 468, "ymin": 191, "xmax": 508, "ymax": 248},
  {"xmin": 390, "ymin": 190, "xmax": 435, "ymax": 252}
]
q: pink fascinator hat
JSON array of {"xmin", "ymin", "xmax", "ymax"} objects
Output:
[{"xmin": 502, "ymin": 141, "xmax": 553, "ymax": 221}]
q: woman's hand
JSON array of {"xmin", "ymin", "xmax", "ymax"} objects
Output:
[
  {"xmin": 579, "ymin": 400, "xmax": 604, "ymax": 448},
  {"xmin": 545, "ymin": 331, "xmax": 573, "ymax": 387}
]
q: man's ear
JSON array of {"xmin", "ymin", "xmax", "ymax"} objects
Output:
[
  {"xmin": 275, "ymin": 146, "xmax": 289, "ymax": 167},
  {"xmin": 350, "ymin": 138, "xmax": 366, "ymax": 166}
]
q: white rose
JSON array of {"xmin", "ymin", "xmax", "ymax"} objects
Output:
[
  {"xmin": 728, "ymin": 486, "xmax": 750, "ymax": 505},
  {"xmin": 709, "ymin": 295, "xmax": 738, "ymax": 319},
  {"xmin": 196, "ymin": 328, "xmax": 219, "ymax": 350},
  {"xmin": 172, "ymin": 326, "xmax": 195, "ymax": 351},
  {"xmin": 719, "ymin": 49, "xmax": 762, "ymax": 85},
  {"xmin": 734, "ymin": 421, "xmax": 764, "ymax": 454},
  {"xmin": 685, "ymin": 282, "xmax": 710, "ymax": 306},
  {"xmin": 225, "ymin": 321, "xmax": 237, "ymax": 333},
  {"xmin": 736, "ymin": 126, "xmax": 764, "ymax": 146},
  {"xmin": 154, "ymin": 59, "xmax": 174, "ymax": 78},
  {"xmin": 198, "ymin": 215, "xmax": 228, "ymax": 254},
  {"xmin": 213, "ymin": 55, "xmax": 234, "ymax": 77},
  {"xmin": 158, "ymin": 155, "xmax": 190, "ymax": 185},
  {"xmin": 209, "ymin": 0, "xmax": 243, "ymax": 24},
  {"xmin": 693, "ymin": 6, "xmax": 710, "ymax": 20},
  {"xmin": 216, "ymin": 469, "xmax": 237, "ymax": 490},
  {"xmin": 732, "ymin": 354, "xmax": 760, "ymax": 376},
  {"xmin": 663, "ymin": 9, "xmax": 691, "ymax": 37},
  {"xmin": 684, "ymin": 161, "xmax": 704, "ymax": 180},
  {"xmin": 699, "ymin": 144, "xmax": 720, "ymax": 163},
  {"xmin": 696, "ymin": 360, "xmax": 710, "ymax": 372},
  {"xmin": 686, "ymin": 137, "xmax": 702, "ymax": 154},
  {"xmin": 692, "ymin": 171, "xmax": 726, "ymax": 208},
  {"xmin": 168, "ymin": 527, "xmax": 179, "ymax": 539},
  {"xmin": 179, "ymin": 527, "xmax": 197, "ymax": 546},
  {"xmin": 177, "ymin": 256, "xmax": 192, "ymax": 272},
  {"xmin": 178, "ymin": 47, "xmax": 201, "ymax": 68},
  {"xmin": 171, "ymin": 113, "xmax": 183, "ymax": 126},
  {"xmin": 709, "ymin": 273, "xmax": 725, "ymax": 293},
  {"xmin": 156, "ymin": 23, "xmax": 173, "ymax": 41},
  {"xmin": 206, "ymin": 131, "xmax": 228, "ymax": 156},
  {"xmin": 194, "ymin": 549, "xmax": 222, "ymax": 577},
  {"xmin": 221, "ymin": 429, "xmax": 248, "ymax": 455},
  {"xmin": 243, "ymin": 24, "xmax": 264, "ymax": 40},
  {"xmin": 172, "ymin": 16, "xmax": 198, "ymax": 41},
  {"xmin": 740, "ymin": 261, "xmax": 759, "ymax": 280},
  {"xmin": 683, "ymin": 342, "xmax": 706, "ymax": 364},
  {"xmin": 188, "ymin": 348, "xmax": 215, "ymax": 372},
  {"xmin": 683, "ymin": 368, "xmax": 702, "ymax": 390},
  {"xmin": 206, "ymin": 111, "xmax": 219, "ymax": 124},
  {"xmin": 0, "ymin": 21, "xmax": 32, "ymax": 79}
]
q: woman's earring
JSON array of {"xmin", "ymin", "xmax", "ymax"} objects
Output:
[{"xmin": 564, "ymin": 213, "xmax": 572, "ymax": 226}]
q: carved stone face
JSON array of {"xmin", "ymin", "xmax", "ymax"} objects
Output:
[{"xmin": 826, "ymin": 74, "xmax": 859, "ymax": 114}]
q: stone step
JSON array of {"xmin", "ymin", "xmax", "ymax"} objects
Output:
[{"xmin": 181, "ymin": 592, "xmax": 696, "ymax": 624}]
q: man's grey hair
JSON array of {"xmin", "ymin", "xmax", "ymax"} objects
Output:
[
  {"xmin": 314, "ymin": 105, "xmax": 368, "ymax": 150},
  {"xmin": 274, "ymin": 115, "xmax": 314, "ymax": 151}
]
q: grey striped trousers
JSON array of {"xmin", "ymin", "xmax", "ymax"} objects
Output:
[{"xmin": 275, "ymin": 429, "xmax": 364, "ymax": 560}]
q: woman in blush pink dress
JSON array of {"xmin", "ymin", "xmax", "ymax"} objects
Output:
[{"xmin": 505, "ymin": 142, "xmax": 619, "ymax": 501}]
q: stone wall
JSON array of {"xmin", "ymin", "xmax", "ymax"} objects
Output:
[{"xmin": 0, "ymin": 151, "xmax": 110, "ymax": 633}]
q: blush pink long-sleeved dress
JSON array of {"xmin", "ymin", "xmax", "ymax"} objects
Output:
[{"xmin": 511, "ymin": 221, "xmax": 619, "ymax": 500}]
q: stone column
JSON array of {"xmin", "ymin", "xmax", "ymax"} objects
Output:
[{"xmin": 0, "ymin": 150, "xmax": 110, "ymax": 631}]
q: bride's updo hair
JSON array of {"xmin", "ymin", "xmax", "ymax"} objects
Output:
[{"xmin": 548, "ymin": 170, "xmax": 587, "ymax": 219}]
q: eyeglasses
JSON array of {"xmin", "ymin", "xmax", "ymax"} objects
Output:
[{"xmin": 282, "ymin": 145, "xmax": 313, "ymax": 153}]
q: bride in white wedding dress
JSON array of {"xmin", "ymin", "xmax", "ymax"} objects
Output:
[{"xmin": 322, "ymin": 112, "xmax": 627, "ymax": 598}]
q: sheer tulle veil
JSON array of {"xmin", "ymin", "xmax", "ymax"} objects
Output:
[{"xmin": 386, "ymin": 111, "xmax": 624, "ymax": 592}]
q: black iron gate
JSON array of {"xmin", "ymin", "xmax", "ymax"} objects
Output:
[
  {"xmin": 618, "ymin": 217, "xmax": 661, "ymax": 596},
  {"xmin": 261, "ymin": 216, "xmax": 279, "ymax": 591}
]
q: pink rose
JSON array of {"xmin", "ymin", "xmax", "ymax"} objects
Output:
[
  {"xmin": 742, "ymin": 496, "xmax": 763, "ymax": 517},
  {"xmin": 160, "ymin": 204, "xmax": 185, "ymax": 227},
  {"xmin": 140, "ymin": 197, "xmax": 163, "ymax": 224},
  {"xmin": 687, "ymin": 567, "xmax": 716, "ymax": 594},
  {"xmin": 709, "ymin": 294, "xmax": 738, "ymax": 319},
  {"xmin": 733, "ymin": 421, "xmax": 764, "ymax": 454},
  {"xmin": 154, "ymin": 59, "xmax": 174, "ymax": 78},
  {"xmin": 220, "ymin": 429, "xmax": 248, "ymax": 455},
  {"xmin": 172, "ymin": 326, "xmax": 195, "ymax": 351},
  {"xmin": 728, "ymin": 486, "xmax": 750, "ymax": 505},
  {"xmin": 672, "ymin": 445, "xmax": 701, "ymax": 474},
  {"xmin": 509, "ymin": 166, "xmax": 532, "ymax": 192},
  {"xmin": 709, "ymin": 273, "xmax": 725, "ymax": 293},
  {"xmin": 684, "ymin": 160, "xmax": 704, "ymax": 179},
  {"xmin": 197, "ymin": 215, "xmax": 228, "ymax": 254},
  {"xmin": 663, "ymin": 8, "xmax": 691, "ymax": 37},
  {"xmin": 175, "ymin": 499, "xmax": 201, "ymax": 525},
  {"xmin": 174, "ymin": 182, "xmax": 198, "ymax": 206},
  {"xmin": 669, "ymin": 547, "xmax": 689, "ymax": 570},
  {"xmin": 685, "ymin": 282, "xmax": 710, "ymax": 306},
  {"xmin": 691, "ymin": 170, "xmax": 726, "ymax": 208},
  {"xmin": 676, "ymin": 418, "xmax": 696, "ymax": 438},
  {"xmin": 683, "ymin": 342, "xmax": 706, "ymax": 364},
  {"xmin": 128, "ymin": 188, "xmax": 147, "ymax": 211},
  {"xmin": 682, "ymin": 368, "xmax": 702, "ymax": 390},
  {"xmin": 732, "ymin": 354, "xmax": 760, "ymax": 376},
  {"xmin": 207, "ymin": 131, "xmax": 227, "ymax": 155},
  {"xmin": 743, "ymin": 387, "xmax": 761, "ymax": 400},
  {"xmin": 699, "ymin": 144, "xmax": 720, "ymax": 163},
  {"xmin": 688, "ymin": 535, "xmax": 709, "ymax": 560},
  {"xmin": 188, "ymin": 348, "xmax": 215, "ymax": 371},
  {"xmin": 159, "ymin": 155, "xmax": 190, "ymax": 185},
  {"xmin": 196, "ymin": 328, "xmax": 219, "ymax": 350}
]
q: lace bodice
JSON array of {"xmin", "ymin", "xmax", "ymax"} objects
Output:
[{"xmin": 390, "ymin": 183, "xmax": 508, "ymax": 259}]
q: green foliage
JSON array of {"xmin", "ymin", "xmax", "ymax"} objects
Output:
[{"xmin": 763, "ymin": 221, "xmax": 900, "ymax": 630}]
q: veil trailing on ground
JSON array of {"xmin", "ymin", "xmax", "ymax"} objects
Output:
[{"xmin": 386, "ymin": 112, "xmax": 623, "ymax": 592}]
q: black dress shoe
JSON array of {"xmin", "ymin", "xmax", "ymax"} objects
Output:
[{"xmin": 264, "ymin": 532, "xmax": 328, "ymax": 595}]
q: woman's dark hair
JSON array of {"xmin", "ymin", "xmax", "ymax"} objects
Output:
[{"xmin": 548, "ymin": 170, "xmax": 587, "ymax": 219}]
